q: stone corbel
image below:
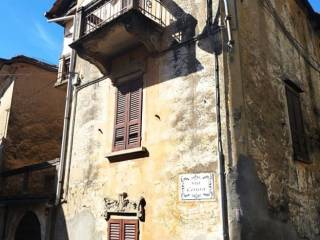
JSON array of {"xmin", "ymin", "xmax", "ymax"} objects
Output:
[
  {"xmin": 122, "ymin": 14, "xmax": 162, "ymax": 53},
  {"xmin": 104, "ymin": 193, "xmax": 146, "ymax": 221}
]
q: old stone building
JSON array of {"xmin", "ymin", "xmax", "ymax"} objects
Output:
[
  {"xmin": 0, "ymin": 56, "xmax": 66, "ymax": 240},
  {"xmin": 45, "ymin": 0, "xmax": 320, "ymax": 239}
]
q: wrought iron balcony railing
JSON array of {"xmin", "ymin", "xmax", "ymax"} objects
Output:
[{"xmin": 82, "ymin": 0, "xmax": 174, "ymax": 36}]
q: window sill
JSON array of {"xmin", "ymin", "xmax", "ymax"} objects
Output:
[
  {"xmin": 106, "ymin": 146, "xmax": 149, "ymax": 162},
  {"xmin": 294, "ymin": 155, "xmax": 311, "ymax": 164},
  {"xmin": 54, "ymin": 79, "xmax": 68, "ymax": 87}
]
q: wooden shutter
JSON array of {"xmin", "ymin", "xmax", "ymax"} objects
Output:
[
  {"xmin": 109, "ymin": 219, "xmax": 122, "ymax": 240},
  {"xmin": 113, "ymin": 85, "xmax": 128, "ymax": 151},
  {"xmin": 113, "ymin": 79, "xmax": 142, "ymax": 151},
  {"xmin": 108, "ymin": 219, "xmax": 138, "ymax": 240},
  {"xmin": 127, "ymin": 80, "xmax": 142, "ymax": 149},
  {"xmin": 123, "ymin": 220, "xmax": 138, "ymax": 240},
  {"xmin": 285, "ymin": 85, "xmax": 308, "ymax": 162}
]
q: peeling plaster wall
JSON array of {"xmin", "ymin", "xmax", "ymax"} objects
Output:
[
  {"xmin": 235, "ymin": 0, "xmax": 320, "ymax": 239},
  {"xmin": 58, "ymin": 0, "xmax": 223, "ymax": 239}
]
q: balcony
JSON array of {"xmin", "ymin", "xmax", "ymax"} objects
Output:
[
  {"xmin": 70, "ymin": 0, "xmax": 174, "ymax": 74},
  {"xmin": 0, "ymin": 159, "xmax": 59, "ymax": 205}
]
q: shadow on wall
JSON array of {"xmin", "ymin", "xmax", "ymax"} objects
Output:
[
  {"xmin": 158, "ymin": 0, "xmax": 202, "ymax": 82},
  {"xmin": 235, "ymin": 155, "xmax": 305, "ymax": 240},
  {"xmin": 158, "ymin": 0, "xmax": 224, "ymax": 83},
  {"xmin": 51, "ymin": 206, "xmax": 69, "ymax": 240},
  {"xmin": 51, "ymin": 206, "xmax": 104, "ymax": 240},
  {"xmin": 110, "ymin": 0, "xmax": 205, "ymax": 86}
]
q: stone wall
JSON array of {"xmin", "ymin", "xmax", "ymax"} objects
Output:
[
  {"xmin": 234, "ymin": 0, "xmax": 320, "ymax": 239},
  {"xmin": 0, "ymin": 60, "xmax": 66, "ymax": 169},
  {"xmin": 0, "ymin": 58, "xmax": 65, "ymax": 240}
]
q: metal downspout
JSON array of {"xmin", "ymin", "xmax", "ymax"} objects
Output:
[
  {"xmin": 223, "ymin": 0, "xmax": 234, "ymax": 48},
  {"xmin": 214, "ymin": 52, "xmax": 230, "ymax": 240},
  {"xmin": 50, "ymin": 14, "xmax": 77, "ymax": 206},
  {"xmin": 61, "ymin": 84, "xmax": 78, "ymax": 202},
  {"xmin": 55, "ymin": 71, "xmax": 73, "ymax": 206},
  {"xmin": 208, "ymin": 0, "xmax": 230, "ymax": 239}
]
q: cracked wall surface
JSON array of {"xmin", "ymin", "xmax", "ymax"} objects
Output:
[
  {"xmin": 56, "ymin": 0, "xmax": 223, "ymax": 239},
  {"xmin": 53, "ymin": 0, "xmax": 320, "ymax": 239},
  {"xmin": 235, "ymin": 0, "xmax": 320, "ymax": 239},
  {"xmin": 0, "ymin": 61, "xmax": 66, "ymax": 170}
]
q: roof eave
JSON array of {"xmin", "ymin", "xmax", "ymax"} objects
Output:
[{"xmin": 45, "ymin": 0, "xmax": 76, "ymax": 21}]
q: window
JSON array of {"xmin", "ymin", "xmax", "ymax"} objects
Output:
[
  {"xmin": 108, "ymin": 219, "xmax": 138, "ymax": 240},
  {"xmin": 113, "ymin": 79, "xmax": 142, "ymax": 152},
  {"xmin": 285, "ymin": 81, "xmax": 309, "ymax": 162},
  {"xmin": 57, "ymin": 56, "xmax": 71, "ymax": 83},
  {"xmin": 62, "ymin": 57, "xmax": 71, "ymax": 80}
]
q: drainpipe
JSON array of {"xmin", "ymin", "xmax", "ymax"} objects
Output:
[
  {"xmin": 208, "ymin": 1, "xmax": 230, "ymax": 239},
  {"xmin": 55, "ymin": 73, "xmax": 73, "ymax": 206},
  {"xmin": 207, "ymin": 0, "xmax": 213, "ymax": 25},
  {"xmin": 219, "ymin": 1, "xmax": 244, "ymax": 240},
  {"xmin": 214, "ymin": 52, "xmax": 230, "ymax": 240},
  {"xmin": 61, "ymin": 83, "xmax": 79, "ymax": 202},
  {"xmin": 223, "ymin": 0, "xmax": 234, "ymax": 48},
  {"xmin": 47, "ymin": 15, "xmax": 74, "ymax": 23},
  {"xmin": 47, "ymin": 15, "xmax": 77, "ymax": 206}
]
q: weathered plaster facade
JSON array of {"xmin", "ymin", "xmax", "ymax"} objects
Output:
[
  {"xmin": 0, "ymin": 56, "xmax": 66, "ymax": 169},
  {"xmin": 0, "ymin": 56, "xmax": 66, "ymax": 240},
  {"xmin": 65, "ymin": 3, "xmax": 220, "ymax": 240},
  {"xmin": 45, "ymin": 0, "xmax": 320, "ymax": 240},
  {"xmin": 229, "ymin": 0, "xmax": 320, "ymax": 239},
  {"xmin": 47, "ymin": 0, "xmax": 225, "ymax": 239}
]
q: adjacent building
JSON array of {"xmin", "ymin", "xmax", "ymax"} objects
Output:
[{"xmin": 0, "ymin": 56, "xmax": 66, "ymax": 240}]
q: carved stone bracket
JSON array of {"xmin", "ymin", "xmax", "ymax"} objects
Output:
[{"xmin": 104, "ymin": 193, "xmax": 146, "ymax": 221}]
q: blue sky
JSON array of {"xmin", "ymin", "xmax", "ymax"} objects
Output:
[
  {"xmin": 309, "ymin": 0, "xmax": 320, "ymax": 12},
  {"xmin": 0, "ymin": 0, "xmax": 63, "ymax": 65},
  {"xmin": 0, "ymin": 0, "xmax": 319, "ymax": 65}
]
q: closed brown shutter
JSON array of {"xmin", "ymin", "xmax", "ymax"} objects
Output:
[
  {"xmin": 109, "ymin": 219, "xmax": 121, "ymax": 240},
  {"xmin": 108, "ymin": 219, "xmax": 138, "ymax": 240},
  {"xmin": 123, "ymin": 220, "xmax": 138, "ymax": 240},
  {"xmin": 113, "ymin": 85, "xmax": 128, "ymax": 151},
  {"xmin": 285, "ymin": 84, "xmax": 308, "ymax": 162},
  {"xmin": 127, "ymin": 80, "xmax": 142, "ymax": 149},
  {"xmin": 113, "ymin": 79, "xmax": 142, "ymax": 151}
]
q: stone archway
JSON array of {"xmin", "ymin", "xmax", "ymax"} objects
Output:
[{"xmin": 14, "ymin": 211, "xmax": 41, "ymax": 240}]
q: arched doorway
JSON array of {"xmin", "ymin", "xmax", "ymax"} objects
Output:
[{"xmin": 15, "ymin": 211, "xmax": 41, "ymax": 240}]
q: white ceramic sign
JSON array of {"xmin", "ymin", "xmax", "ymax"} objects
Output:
[{"xmin": 179, "ymin": 173, "xmax": 214, "ymax": 200}]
